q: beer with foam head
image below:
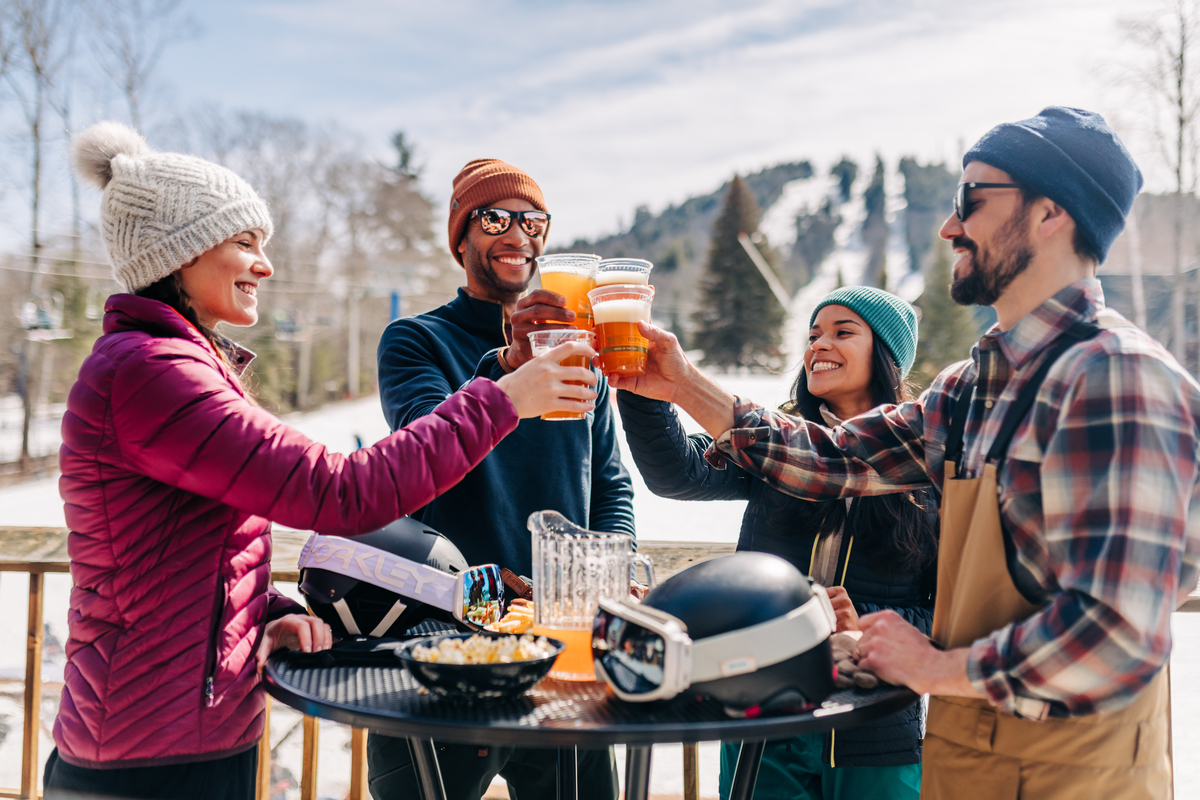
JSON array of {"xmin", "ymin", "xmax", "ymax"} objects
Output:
[
  {"xmin": 535, "ymin": 254, "xmax": 600, "ymax": 330},
  {"xmin": 595, "ymin": 258, "xmax": 652, "ymax": 287},
  {"xmin": 588, "ymin": 285, "xmax": 655, "ymax": 377}
]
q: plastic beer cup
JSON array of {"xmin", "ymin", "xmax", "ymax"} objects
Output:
[
  {"xmin": 587, "ymin": 285, "xmax": 655, "ymax": 377},
  {"xmin": 526, "ymin": 329, "xmax": 595, "ymax": 421},
  {"xmin": 535, "ymin": 254, "xmax": 600, "ymax": 330},
  {"xmin": 595, "ymin": 258, "xmax": 652, "ymax": 287}
]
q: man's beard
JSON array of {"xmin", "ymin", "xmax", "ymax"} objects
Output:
[
  {"xmin": 462, "ymin": 239, "xmax": 534, "ymax": 298},
  {"xmin": 949, "ymin": 204, "xmax": 1034, "ymax": 307}
]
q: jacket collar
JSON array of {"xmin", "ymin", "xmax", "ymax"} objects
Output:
[
  {"xmin": 979, "ymin": 278, "xmax": 1106, "ymax": 371},
  {"xmin": 449, "ymin": 287, "xmax": 512, "ymax": 346},
  {"xmin": 103, "ymin": 294, "xmax": 256, "ymax": 375}
]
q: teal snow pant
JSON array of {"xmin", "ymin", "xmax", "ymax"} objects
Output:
[{"xmin": 719, "ymin": 734, "xmax": 921, "ymax": 800}]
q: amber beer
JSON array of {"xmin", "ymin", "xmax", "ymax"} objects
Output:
[
  {"xmin": 535, "ymin": 254, "xmax": 600, "ymax": 330},
  {"xmin": 529, "ymin": 625, "xmax": 595, "ymax": 680},
  {"xmin": 588, "ymin": 285, "xmax": 655, "ymax": 377},
  {"xmin": 595, "ymin": 257, "xmax": 652, "ymax": 287},
  {"xmin": 527, "ymin": 329, "xmax": 594, "ymax": 421}
]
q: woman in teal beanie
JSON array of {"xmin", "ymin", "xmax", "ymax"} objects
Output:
[{"xmin": 617, "ymin": 284, "xmax": 936, "ymax": 800}]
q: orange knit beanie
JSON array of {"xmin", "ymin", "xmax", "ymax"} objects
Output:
[{"xmin": 448, "ymin": 159, "xmax": 548, "ymax": 265}]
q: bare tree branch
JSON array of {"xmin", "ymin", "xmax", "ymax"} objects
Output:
[
  {"xmin": 84, "ymin": 0, "xmax": 192, "ymax": 129},
  {"xmin": 1118, "ymin": 0, "xmax": 1200, "ymax": 365}
]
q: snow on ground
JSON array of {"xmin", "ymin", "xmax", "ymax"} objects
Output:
[
  {"xmin": 0, "ymin": 395, "xmax": 63, "ymax": 464},
  {"xmin": 4, "ymin": 378, "xmax": 1200, "ymax": 798}
]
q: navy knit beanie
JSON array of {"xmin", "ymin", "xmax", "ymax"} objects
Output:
[
  {"xmin": 963, "ymin": 107, "xmax": 1143, "ymax": 263},
  {"xmin": 810, "ymin": 286, "xmax": 918, "ymax": 377}
]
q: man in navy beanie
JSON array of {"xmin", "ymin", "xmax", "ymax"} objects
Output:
[{"xmin": 605, "ymin": 107, "xmax": 1200, "ymax": 799}]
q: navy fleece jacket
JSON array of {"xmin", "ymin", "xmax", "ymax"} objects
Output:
[{"xmin": 377, "ymin": 289, "xmax": 635, "ymax": 576}]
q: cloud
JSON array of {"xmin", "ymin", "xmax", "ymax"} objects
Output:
[{"xmin": 151, "ymin": 0, "xmax": 1135, "ymax": 242}]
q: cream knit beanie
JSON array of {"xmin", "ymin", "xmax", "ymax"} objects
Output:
[{"xmin": 71, "ymin": 121, "xmax": 274, "ymax": 292}]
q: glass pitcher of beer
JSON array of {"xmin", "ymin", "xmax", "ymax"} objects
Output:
[
  {"xmin": 529, "ymin": 510, "xmax": 656, "ymax": 681},
  {"xmin": 535, "ymin": 254, "xmax": 600, "ymax": 330},
  {"xmin": 587, "ymin": 284, "xmax": 655, "ymax": 377}
]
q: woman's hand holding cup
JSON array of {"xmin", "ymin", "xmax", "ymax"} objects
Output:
[
  {"xmin": 497, "ymin": 340, "xmax": 598, "ymax": 419},
  {"xmin": 605, "ymin": 321, "xmax": 692, "ymax": 402}
]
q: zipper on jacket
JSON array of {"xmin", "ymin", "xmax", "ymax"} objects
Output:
[{"xmin": 204, "ymin": 582, "xmax": 227, "ymax": 708}]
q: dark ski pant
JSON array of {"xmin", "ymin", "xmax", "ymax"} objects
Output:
[
  {"xmin": 718, "ymin": 734, "xmax": 921, "ymax": 800},
  {"xmin": 367, "ymin": 733, "xmax": 618, "ymax": 800},
  {"xmin": 43, "ymin": 745, "xmax": 258, "ymax": 800}
]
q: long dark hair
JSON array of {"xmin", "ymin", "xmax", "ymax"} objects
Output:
[
  {"xmin": 778, "ymin": 336, "xmax": 937, "ymax": 573},
  {"xmin": 135, "ymin": 270, "xmax": 245, "ymax": 390}
]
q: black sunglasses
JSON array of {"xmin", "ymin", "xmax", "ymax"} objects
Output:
[
  {"xmin": 470, "ymin": 208, "xmax": 551, "ymax": 238},
  {"xmin": 954, "ymin": 182, "xmax": 1021, "ymax": 221}
]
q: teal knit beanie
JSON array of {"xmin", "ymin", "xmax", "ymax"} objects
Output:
[{"xmin": 809, "ymin": 286, "xmax": 918, "ymax": 377}]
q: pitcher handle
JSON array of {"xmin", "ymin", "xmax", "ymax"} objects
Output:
[{"xmin": 631, "ymin": 554, "xmax": 657, "ymax": 590}]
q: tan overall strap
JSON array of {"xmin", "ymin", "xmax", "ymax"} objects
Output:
[
  {"xmin": 922, "ymin": 321, "xmax": 1171, "ymax": 800},
  {"xmin": 931, "ymin": 463, "xmax": 1039, "ymax": 648}
]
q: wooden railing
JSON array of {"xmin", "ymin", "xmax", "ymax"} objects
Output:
[{"xmin": 0, "ymin": 527, "xmax": 734, "ymax": 800}]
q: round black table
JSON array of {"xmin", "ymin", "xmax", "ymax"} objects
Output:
[{"xmin": 264, "ymin": 654, "xmax": 917, "ymax": 800}]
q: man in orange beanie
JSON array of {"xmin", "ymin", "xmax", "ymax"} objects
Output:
[{"xmin": 372, "ymin": 159, "xmax": 630, "ymax": 800}]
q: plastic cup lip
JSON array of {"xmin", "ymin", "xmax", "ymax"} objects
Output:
[
  {"xmin": 587, "ymin": 284, "xmax": 655, "ymax": 304},
  {"xmin": 527, "ymin": 328, "xmax": 595, "ymax": 354},
  {"xmin": 597, "ymin": 258, "xmax": 653, "ymax": 274},
  {"xmin": 535, "ymin": 253, "xmax": 601, "ymax": 275}
]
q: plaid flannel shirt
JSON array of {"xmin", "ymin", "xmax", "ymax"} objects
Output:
[{"xmin": 707, "ymin": 279, "xmax": 1200, "ymax": 718}]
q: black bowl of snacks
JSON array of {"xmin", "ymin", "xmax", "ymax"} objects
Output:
[{"xmin": 397, "ymin": 631, "xmax": 565, "ymax": 704}]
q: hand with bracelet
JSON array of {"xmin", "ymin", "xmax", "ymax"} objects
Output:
[{"xmin": 505, "ymin": 289, "xmax": 577, "ymax": 369}]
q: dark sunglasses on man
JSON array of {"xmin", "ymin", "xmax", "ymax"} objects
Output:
[
  {"xmin": 954, "ymin": 182, "xmax": 1021, "ymax": 221},
  {"xmin": 471, "ymin": 207, "xmax": 551, "ymax": 238}
]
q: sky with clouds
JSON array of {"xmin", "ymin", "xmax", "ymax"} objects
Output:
[{"xmin": 7, "ymin": 0, "xmax": 1158, "ymax": 246}]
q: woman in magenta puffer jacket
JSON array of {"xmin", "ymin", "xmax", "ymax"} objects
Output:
[{"xmin": 44, "ymin": 123, "xmax": 598, "ymax": 799}]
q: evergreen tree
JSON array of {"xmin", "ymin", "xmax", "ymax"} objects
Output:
[
  {"xmin": 861, "ymin": 155, "xmax": 888, "ymax": 288},
  {"xmin": 789, "ymin": 197, "xmax": 841, "ymax": 290},
  {"xmin": 692, "ymin": 176, "xmax": 786, "ymax": 369},
  {"xmin": 898, "ymin": 157, "xmax": 957, "ymax": 273},
  {"xmin": 831, "ymin": 157, "xmax": 859, "ymax": 204},
  {"xmin": 912, "ymin": 237, "xmax": 981, "ymax": 390}
]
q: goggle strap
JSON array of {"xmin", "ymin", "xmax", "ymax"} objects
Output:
[
  {"xmin": 689, "ymin": 594, "xmax": 833, "ymax": 683},
  {"xmin": 369, "ymin": 598, "xmax": 409, "ymax": 638},
  {"xmin": 299, "ymin": 533, "xmax": 458, "ymax": 614},
  {"xmin": 332, "ymin": 597, "xmax": 361, "ymax": 636}
]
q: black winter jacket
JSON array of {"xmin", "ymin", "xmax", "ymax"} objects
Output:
[{"xmin": 617, "ymin": 391, "xmax": 938, "ymax": 767}]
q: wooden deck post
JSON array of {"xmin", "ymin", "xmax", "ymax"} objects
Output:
[
  {"xmin": 350, "ymin": 727, "xmax": 368, "ymax": 800},
  {"xmin": 21, "ymin": 572, "xmax": 44, "ymax": 800},
  {"xmin": 256, "ymin": 694, "xmax": 272, "ymax": 800},
  {"xmin": 682, "ymin": 742, "xmax": 699, "ymax": 800},
  {"xmin": 301, "ymin": 715, "xmax": 320, "ymax": 800}
]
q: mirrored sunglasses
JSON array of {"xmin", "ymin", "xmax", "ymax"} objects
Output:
[{"xmin": 471, "ymin": 207, "xmax": 551, "ymax": 238}]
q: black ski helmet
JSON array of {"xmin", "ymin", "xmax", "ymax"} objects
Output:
[
  {"xmin": 299, "ymin": 517, "xmax": 469, "ymax": 639},
  {"xmin": 642, "ymin": 551, "xmax": 836, "ymax": 712}
]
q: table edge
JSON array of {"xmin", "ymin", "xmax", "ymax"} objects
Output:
[{"xmin": 262, "ymin": 663, "xmax": 919, "ymax": 747}]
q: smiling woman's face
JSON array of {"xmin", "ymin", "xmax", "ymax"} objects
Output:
[
  {"xmin": 178, "ymin": 229, "xmax": 273, "ymax": 329},
  {"xmin": 805, "ymin": 304, "xmax": 875, "ymax": 414}
]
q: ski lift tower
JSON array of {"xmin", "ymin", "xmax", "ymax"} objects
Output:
[{"xmin": 17, "ymin": 296, "xmax": 72, "ymax": 470}]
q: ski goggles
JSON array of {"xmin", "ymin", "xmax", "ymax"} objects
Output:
[
  {"xmin": 470, "ymin": 207, "xmax": 551, "ymax": 238},
  {"xmin": 298, "ymin": 533, "xmax": 504, "ymax": 631},
  {"xmin": 591, "ymin": 586, "xmax": 836, "ymax": 703}
]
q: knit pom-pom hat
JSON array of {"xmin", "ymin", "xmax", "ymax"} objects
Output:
[
  {"xmin": 447, "ymin": 158, "xmax": 548, "ymax": 265},
  {"xmin": 71, "ymin": 121, "xmax": 274, "ymax": 292},
  {"xmin": 810, "ymin": 286, "xmax": 919, "ymax": 377}
]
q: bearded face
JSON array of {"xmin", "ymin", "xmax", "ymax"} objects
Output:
[{"xmin": 950, "ymin": 201, "xmax": 1034, "ymax": 307}]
